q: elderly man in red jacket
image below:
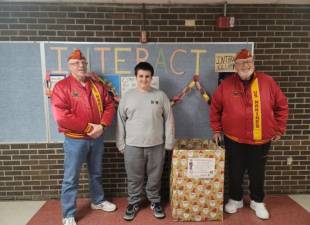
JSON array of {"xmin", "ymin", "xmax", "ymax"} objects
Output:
[
  {"xmin": 210, "ymin": 49, "xmax": 288, "ymax": 220},
  {"xmin": 52, "ymin": 49, "xmax": 116, "ymax": 225}
]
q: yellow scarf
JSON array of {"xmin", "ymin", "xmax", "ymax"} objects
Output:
[
  {"xmin": 251, "ymin": 77, "xmax": 262, "ymax": 140},
  {"xmin": 90, "ymin": 80, "xmax": 103, "ymax": 115}
]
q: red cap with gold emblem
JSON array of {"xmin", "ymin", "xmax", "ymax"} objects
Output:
[
  {"xmin": 235, "ymin": 48, "xmax": 252, "ymax": 60},
  {"xmin": 67, "ymin": 49, "xmax": 86, "ymax": 62}
]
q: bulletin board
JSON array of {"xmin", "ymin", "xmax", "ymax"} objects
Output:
[{"xmin": 0, "ymin": 42, "xmax": 253, "ymax": 143}]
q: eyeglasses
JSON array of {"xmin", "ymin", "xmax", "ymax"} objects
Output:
[
  {"xmin": 69, "ymin": 61, "xmax": 88, "ymax": 66},
  {"xmin": 235, "ymin": 60, "xmax": 254, "ymax": 66}
]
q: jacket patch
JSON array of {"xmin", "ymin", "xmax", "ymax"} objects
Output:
[{"xmin": 72, "ymin": 90, "xmax": 79, "ymax": 97}]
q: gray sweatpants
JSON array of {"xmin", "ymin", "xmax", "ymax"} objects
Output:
[{"xmin": 124, "ymin": 144, "xmax": 165, "ymax": 205}]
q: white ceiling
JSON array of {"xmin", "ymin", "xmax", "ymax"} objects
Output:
[{"xmin": 3, "ymin": 0, "xmax": 310, "ymax": 4}]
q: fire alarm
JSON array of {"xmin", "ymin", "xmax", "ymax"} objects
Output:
[
  {"xmin": 216, "ymin": 2, "xmax": 235, "ymax": 29},
  {"xmin": 217, "ymin": 16, "xmax": 235, "ymax": 29}
]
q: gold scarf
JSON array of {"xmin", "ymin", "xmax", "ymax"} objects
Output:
[
  {"xmin": 90, "ymin": 80, "xmax": 103, "ymax": 115},
  {"xmin": 251, "ymin": 77, "xmax": 262, "ymax": 140}
]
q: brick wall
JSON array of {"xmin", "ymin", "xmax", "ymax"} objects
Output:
[{"xmin": 0, "ymin": 3, "xmax": 309, "ymax": 200}]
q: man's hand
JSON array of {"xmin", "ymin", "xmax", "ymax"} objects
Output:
[
  {"xmin": 212, "ymin": 132, "xmax": 222, "ymax": 146},
  {"xmin": 87, "ymin": 123, "xmax": 104, "ymax": 139}
]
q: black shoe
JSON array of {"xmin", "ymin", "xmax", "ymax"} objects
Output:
[
  {"xmin": 150, "ymin": 202, "xmax": 165, "ymax": 219},
  {"xmin": 123, "ymin": 203, "xmax": 139, "ymax": 221}
]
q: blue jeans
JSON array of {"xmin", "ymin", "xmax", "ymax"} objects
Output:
[{"xmin": 61, "ymin": 136, "xmax": 105, "ymax": 218}]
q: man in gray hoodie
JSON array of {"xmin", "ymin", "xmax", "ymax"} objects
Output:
[{"xmin": 116, "ymin": 62, "xmax": 175, "ymax": 221}]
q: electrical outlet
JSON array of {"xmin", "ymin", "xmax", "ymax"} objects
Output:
[{"xmin": 287, "ymin": 156, "xmax": 293, "ymax": 165}]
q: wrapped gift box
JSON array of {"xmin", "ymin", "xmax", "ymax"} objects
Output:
[{"xmin": 170, "ymin": 139, "xmax": 225, "ymax": 221}]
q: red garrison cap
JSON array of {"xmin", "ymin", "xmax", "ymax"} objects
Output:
[
  {"xmin": 235, "ymin": 49, "xmax": 252, "ymax": 60},
  {"xmin": 67, "ymin": 49, "xmax": 86, "ymax": 61}
]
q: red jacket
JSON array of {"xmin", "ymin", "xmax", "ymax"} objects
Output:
[
  {"xmin": 210, "ymin": 72, "xmax": 288, "ymax": 144},
  {"xmin": 51, "ymin": 74, "xmax": 115, "ymax": 138}
]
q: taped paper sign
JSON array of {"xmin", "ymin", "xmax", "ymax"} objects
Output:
[
  {"xmin": 187, "ymin": 157, "xmax": 216, "ymax": 179},
  {"xmin": 214, "ymin": 53, "xmax": 235, "ymax": 72}
]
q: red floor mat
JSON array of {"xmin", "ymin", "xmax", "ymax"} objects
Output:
[{"xmin": 27, "ymin": 195, "xmax": 310, "ymax": 225}]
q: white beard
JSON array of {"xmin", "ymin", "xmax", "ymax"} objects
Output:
[{"xmin": 238, "ymin": 67, "xmax": 254, "ymax": 80}]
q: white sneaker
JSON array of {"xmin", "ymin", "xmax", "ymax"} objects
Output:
[
  {"xmin": 62, "ymin": 217, "xmax": 76, "ymax": 225},
  {"xmin": 224, "ymin": 199, "xmax": 244, "ymax": 213},
  {"xmin": 250, "ymin": 200, "xmax": 270, "ymax": 219},
  {"xmin": 91, "ymin": 200, "xmax": 117, "ymax": 212}
]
